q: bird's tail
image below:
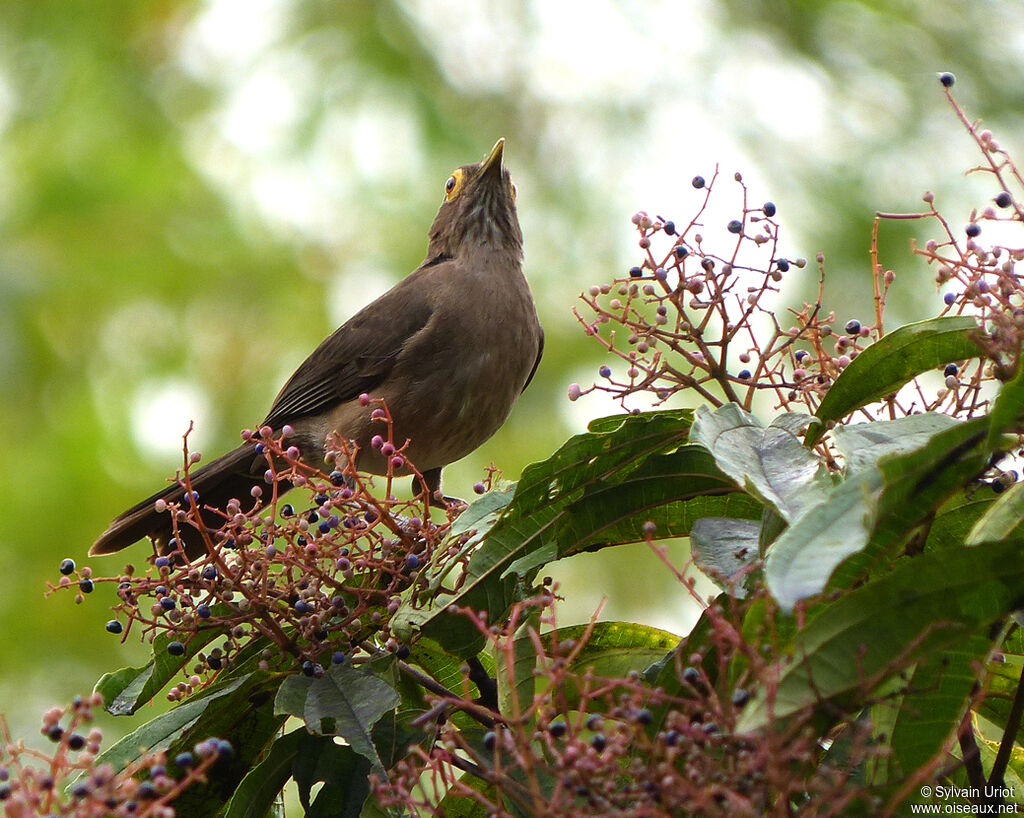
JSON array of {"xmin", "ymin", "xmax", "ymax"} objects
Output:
[{"xmin": 90, "ymin": 443, "xmax": 270, "ymax": 560}]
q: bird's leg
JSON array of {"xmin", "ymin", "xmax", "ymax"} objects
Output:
[{"xmin": 421, "ymin": 467, "xmax": 464, "ymax": 509}]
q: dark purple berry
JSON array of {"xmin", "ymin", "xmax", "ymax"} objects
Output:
[
  {"xmin": 845, "ymin": 319, "xmax": 861, "ymax": 335},
  {"xmin": 174, "ymin": 752, "xmax": 194, "ymax": 768},
  {"xmin": 302, "ymin": 660, "xmax": 316, "ymax": 677},
  {"xmin": 549, "ymin": 721, "xmax": 567, "ymax": 737},
  {"xmin": 727, "ymin": 219, "xmax": 743, "ymax": 234},
  {"xmin": 628, "ymin": 265, "xmax": 642, "ymax": 278},
  {"xmin": 59, "ymin": 558, "xmax": 76, "ymax": 575},
  {"xmin": 776, "ymin": 258, "xmax": 790, "ymax": 272},
  {"xmin": 692, "ymin": 176, "xmax": 706, "ymax": 189},
  {"xmin": 106, "ymin": 620, "xmax": 123, "ymax": 634},
  {"xmin": 731, "ymin": 688, "xmax": 750, "ymax": 707},
  {"xmin": 406, "ymin": 554, "xmax": 420, "ymax": 569},
  {"xmin": 46, "ymin": 725, "xmax": 63, "ymax": 742},
  {"xmin": 943, "ymin": 292, "xmax": 956, "ymax": 306},
  {"xmin": 762, "ymin": 202, "xmax": 776, "ymax": 217},
  {"xmin": 329, "ymin": 470, "xmax": 346, "ymax": 486},
  {"xmin": 794, "ymin": 349, "xmax": 808, "ymax": 362},
  {"xmin": 674, "ymin": 245, "xmax": 688, "ymax": 259},
  {"xmin": 591, "ymin": 733, "xmax": 607, "ymax": 751},
  {"xmin": 67, "ymin": 733, "xmax": 86, "ymax": 751},
  {"xmin": 214, "ymin": 739, "xmax": 234, "ymax": 760},
  {"xmin": 294, "ymin": 599, "xmax": 311, "ymax": 614},
  {"xmin": 944, "ymin": 363, "xmax": 959, "ymax": 377},
  {"xmin": 737, "ymin": 369, "xmax": 752, "ymax": 380},
  {"xmin": 167, "ymin": 641, "xmax": 186, "ymax": 656},
  {"xmin": 996, "ymin": 191, "xmax": 1013, "ymax": 208},
  {"xmin": 197, "ymin": 603, "xmax": 212, "ymax": 619},
  {"xmin": 160, "ymin": 597, "xmax": 176, "ymax": 611},
  {"xmin": 483, "ymin": 731, "xmax": 497, "ymax": 751},
  {"xmin": 396, "ymin": 645, "xmax": 411, "ymax": 660},
  {"xmin": 79, "ymin": 578, "xmax": 94, "ymax": 593},
  {"xmin": 966, "ymin": 222, "xmax": 981, "ymax": 237},
  {"xmin": 332, "ymin": 651, "xmax": 346, "ymax": 664},
  {"xmin": 202, "ymin": 565, "xmax": 217, "ymax": 580},
  {"xmin": 281, "ymin": 504, "xmax": 294, "ymax": 517},
  {"xmin": 663, "ymin": 220, "xmax": 676, "ymax": 235},
  {"xmin": 599, "ymin": 365, "xmax": 612, "ymax": 378},
  {"xmin": 682, "ymin": 666, "xmax": 700, "ymax": 684},
  {"xmin": 939, "ymin": 72, "xmax": 955, "ymax": 87}
]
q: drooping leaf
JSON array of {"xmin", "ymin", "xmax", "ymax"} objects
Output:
[
  {"xmin": 766, "ymin": 415, "xmax": 990, "ymax": 609},
  {"xmin": 293, "ymin": 733, "xmax": 373, "ymax": 818},
  {"xmin": 690, "ymin": 404, "xmax": 831, "ymax": 523},
  {"xmin": 808, "ymin": 316, "xmax": 980, "ymax": 444},
  {"xmin": 740, "ymin": 537, "xmax": 1024, "ymax": 731},
  {"xmin": 764, "ymin": 468, "xmax": 882, "ymax": 610},
  {"xmin": 831, "ymin": 412, "xmax": 960, "ymax": 475},
  {"xmin": 275, "ymin": 663, "xmax": 400, "ymax": 773},
  {"xmin": 690, "ymin": 517, "xmax": 761, "ymax": 597}
]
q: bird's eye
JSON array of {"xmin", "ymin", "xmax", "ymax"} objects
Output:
[{"xmin": 444, "ymin": 169, "xmax": 464, "ymax": 201}]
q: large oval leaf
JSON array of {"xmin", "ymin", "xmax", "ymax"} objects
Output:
[{"xmin": 808, "ymin": 316, "xmax": 980, "ymax": 445}]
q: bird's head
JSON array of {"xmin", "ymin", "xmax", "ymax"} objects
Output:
[{"xmin": 426, "ymin": 138, "xmax": 522, "ymax": 260}]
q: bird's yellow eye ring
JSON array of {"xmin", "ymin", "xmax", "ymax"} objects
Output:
[{"xmin": 444, "ymin": 169, "xmax": 464, "ymax": 201}]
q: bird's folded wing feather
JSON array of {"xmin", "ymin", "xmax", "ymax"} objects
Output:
[{"xmin": 262, "ymin": 276, "xmax": 435, "ymax": 428}]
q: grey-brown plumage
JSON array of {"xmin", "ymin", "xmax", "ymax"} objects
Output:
[{"xmin": 91, "ymin": 139, "xmax": 543, "ymax": 560}]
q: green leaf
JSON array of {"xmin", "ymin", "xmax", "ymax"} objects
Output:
[
  {"xmin": 740, "ymin": 537, "xmax": 1024, "ymax": 731},
  {"xmin": 275, "ymin": 663, "xmax": 400, "ymax": 773},
  {"xmin": 95, "ymin": 625, "xmax": 226, "ymax": 715},
  {"xmin": 543, "ymin": 621, "xmax": 680, "ymax": 713},
  {"xmin": 831, "ymin": 412, "xmax": 960, "ymax": 475},
  {"xmin": 987, "ymin": 350, "xmax": 1024, "ymax": 450},
  {"xmin": 690, "ymin": 517, "xmax": 760, "ymax": 597},
  {"xmin": 690, "ymin": 404, "xmax": 831, "ymax": 523},
  {"xmin": 967, "ymin": 480, "xmax": 1024, "ymax": 545},
  {"xmin": 293, "ymin": 733, "xmax": 373, "ymax": 818},
  {"xmin": 766, "ymin": 415, "xmax": 990, "ymax": 609},
  {"xmin": 393, "ymin": 410, "xmax": 698, "ymax": 655},
  {"xmin": 495, "ymin": 600, "xmax": 538, "ymax": 723},
  {"xmin": 926, "ymin": 493, "xmax": 993, "ymax": 551},
  {"xmin": 224, "ymin": 728, "xmax": 304, "ymax": 818},
  {"xmin": 90, "ymin": 671, "xmax": 285, "ymax": 818},
  {"xmin": 505, "ymin": 446, "xmax": 762, "ymax": 577},
  {"xmin": 764, "ymin": 469, "xmax": 882, "ymax": 610},
  {"xmin": 869, "ymin": 635, "xmax": 988, "ymax": 785},
  {"xmin": 808, "ymin": 315, "xmax": 980, "ymax": 444}
]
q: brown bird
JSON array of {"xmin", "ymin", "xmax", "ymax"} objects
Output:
[{"xmin": 91, "ymin": 139, "xmax": 543, "ymax": 560}]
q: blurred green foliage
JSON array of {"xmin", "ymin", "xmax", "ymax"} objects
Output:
[{"xmin": 1, "ymin": 0, "xmax": 1021, "ymax": 741}]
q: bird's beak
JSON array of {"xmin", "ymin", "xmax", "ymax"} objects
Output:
[{"xmin": 478, "ymin": 138, "xmax": 505, "ymax": 182}]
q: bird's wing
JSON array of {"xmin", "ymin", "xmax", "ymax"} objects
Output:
[
  {"xmin": 262, "ymin": 274, "xmax": 435, "ymax": 428},
  {"xmin": 522, "ymin": 325, "xmax": 544, "ymax": 392}
]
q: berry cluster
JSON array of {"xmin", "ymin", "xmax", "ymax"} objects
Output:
[
  {"xmin": 49, "ymin": 398, "xmax": 472, "ymax": 700},
  {"xmin": 0, "ymin": 695, "xmax": 228, "ymax": 817},
  {"xmin": 373, "ymin": 582, "xmax": 882, "ymax": 817},
  {"xmin": 570, "ymin": 79, "xmax": 1024, "ymax": 435}
]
